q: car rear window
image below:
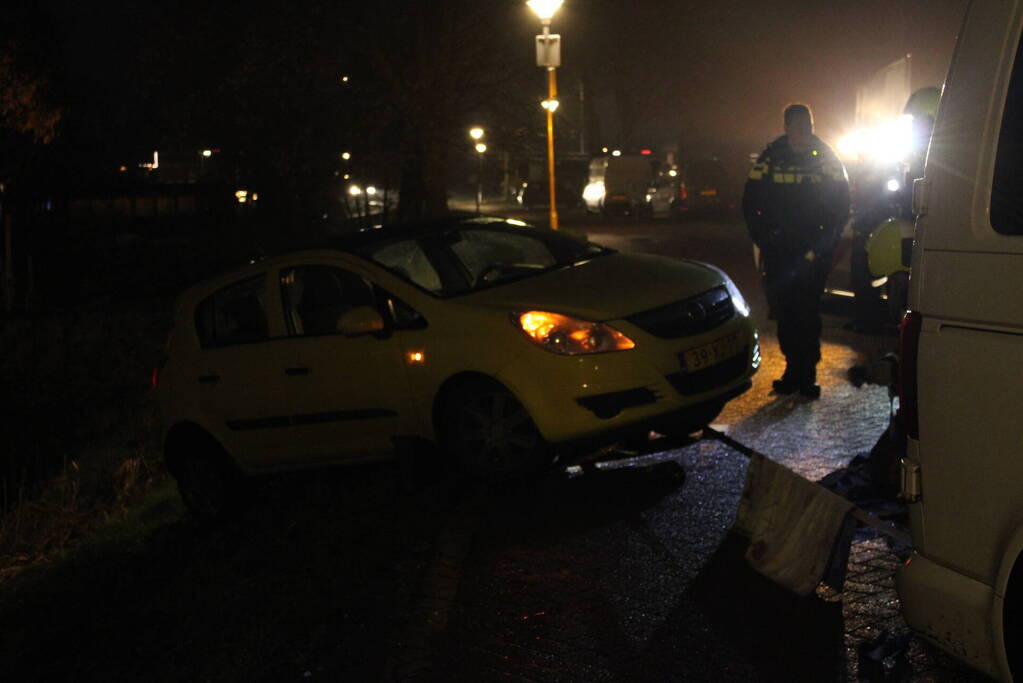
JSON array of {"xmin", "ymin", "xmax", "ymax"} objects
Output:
[
  {"xmin": 195, "ymin": 275, "xmax": 269, "ymax": 348},
  {"xmin": 992, "ymin": 31, "xmax": 1023, "ymax": 234}
]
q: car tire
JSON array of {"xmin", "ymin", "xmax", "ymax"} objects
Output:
[
  {"xmin": 170, "ymin": 439, "xmax": 246, "ymax": 524},
  {"xmin": 443, "ymin": 378, "xmax": 552, "ymax": 481}
]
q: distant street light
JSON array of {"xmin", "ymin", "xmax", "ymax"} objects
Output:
[
  {"xmin": 469, "ymin": 128, "xmax": 488, "ymax": 213},
  {"xmin": 528, "ymin": 0, "xmax": 563, "ymax": 230}
]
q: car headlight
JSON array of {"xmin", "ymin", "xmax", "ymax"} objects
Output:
[
  {"xmin": 514, "ymin": 311, "xmax": 636, "ymax": 355},
  {"xmin": 702, "ymin": 264, "xmax": 751, "ymax": 317}
]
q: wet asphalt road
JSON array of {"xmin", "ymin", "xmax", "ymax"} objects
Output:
[{"xmin": 385, "ymin": 208, "xmax": 989, "ymax": 682}]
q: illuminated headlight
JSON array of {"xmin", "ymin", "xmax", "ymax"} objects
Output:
[
  {"xmin": 515, "ymin": 311, "xmax": 636, "ymax": 355},
  {"xmin": 582, "ymin": 181, "xmax": 605, "ymax": 203},
  {"xmin": 702, "ymin": 264, "xmax": 751, "ymax": 317},
  {"xmin": 886, "ymin": 178, "xmax": 901, "ymax": 193}
]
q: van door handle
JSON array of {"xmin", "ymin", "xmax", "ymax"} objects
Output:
[
  {"xmin": 198, "ymin": 374, "xmax": 220, "ymax": 384},
  {"xmin": 285, "ymin": 366, "xmax": 311, "ymax": 376}
]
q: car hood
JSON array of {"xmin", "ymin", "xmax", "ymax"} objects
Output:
[{"xmin": 462, "ymin": 252, "xmax": 724, "ymax": 320}]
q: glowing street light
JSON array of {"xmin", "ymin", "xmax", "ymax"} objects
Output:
[
  {"xmin": 469, "ymin": 128, "xmax": 488, "ymax": 213},
  {"xmin": 527, "ymin": 0, "xmax": 563, "ymax": 21},
  {"xmin": 528, "ymin": 0, "xmax": 563, "ymax": 230}
]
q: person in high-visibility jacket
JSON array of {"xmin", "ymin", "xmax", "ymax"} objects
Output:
[{"xmin": 743, "ymin": 103, "xmax": 850, "ymax": 398}]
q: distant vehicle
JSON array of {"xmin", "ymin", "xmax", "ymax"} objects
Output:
[
  {"xmin": 644, "ymin": 174, "xmax": 688, "ymax": 220},
  {"xmin": 156, "ymin": 214, "xmax": 759, "ymax": 520},
  {"xmin": 516, "ymin": 180, "xmax": 578, "ymax": 210},
  {"xmin": 584, "ymin": 154, "xmax": 659, "ymax": 217},
  {"xmin": 684, "ymin": 158, "xmax": 731, "ymax": 217}
]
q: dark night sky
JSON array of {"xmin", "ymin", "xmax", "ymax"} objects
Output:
[
  {"xmin": 26, "ymin": 0, "xmax": 969, "ymax": 170},
  {"xmin": 555, "ymin": 0, "xmax": 968, "ymax": 153}
]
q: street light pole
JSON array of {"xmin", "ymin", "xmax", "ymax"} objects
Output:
[
  {"xmin": 475, "ymin": 142, "xmax": 487, "ymax": 213},
  {"xmin": 469, "ymin": 127, "xmax": 486, "ymax": 214},
  {"xmin": 529, "ymin": 0, "xmax": 563, "ymax": 230},
  {"xmin": 545, "ymin": 50, "xmax": 559, "ymax": 230}
]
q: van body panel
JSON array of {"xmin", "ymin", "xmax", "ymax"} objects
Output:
[
  {"xmin": 918, "ymin": 251, "xmax": 1023, "ymax": 326},
  {"xmin": 896, "ymin": 551, "xmax": 1002, "ymax": 678},
  {"xmin": 916, "ymin": 324, "xmax": 1023, "ymax": 581},
  {"xmin": 899, "ymin": 1, "xmax": 1023, "ymax": 679}
]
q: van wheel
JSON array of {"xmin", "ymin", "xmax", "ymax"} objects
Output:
[
  {"xmin": 1005, "ymin": 554, "xmax": 1023, "ymax": 679},
  {"xmin": 170, "ymin": 442, "xmax": 246, "ymax": 524},
  {"xmin": 443, "ymin": 378, "xmax": 552, "ymax": 481}
]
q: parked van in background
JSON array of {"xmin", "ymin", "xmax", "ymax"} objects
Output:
[{"xmin": 897, "ymin": 2, "xmax": 1023, "ymax": 679}]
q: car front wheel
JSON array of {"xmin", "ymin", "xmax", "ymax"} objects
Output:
[{"xmin": 443, "ymin": 378, "xmax": 552, "ymax": 481}]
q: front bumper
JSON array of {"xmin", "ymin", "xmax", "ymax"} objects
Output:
[{"xmin": 498, "ymin": 314, "xmax": 758, "ymax": 444}]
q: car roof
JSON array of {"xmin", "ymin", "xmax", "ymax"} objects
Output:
[
  {"xmin": 311, "ymin": 212, "xmax": 532, "ymax": 252},
  {"xmin": 181, "ymin": 213, "xmax": 539, "ymax": 296}
]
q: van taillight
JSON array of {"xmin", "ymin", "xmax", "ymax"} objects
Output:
[
  {"xmin": 897, "ymin": 311, "xmax": 922, "ymax": 439},
  {"xmin": 679, "ymin": 187, "xmax": 689, "ymax": 201},
  {"xmin": 151, "ymin": 354, "xmax": 168, "ymax": 390}
]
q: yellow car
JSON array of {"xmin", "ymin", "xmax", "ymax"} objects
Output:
[{"xmin": 156, "ymin": 215, "xmax": 759, "ymax": 519}]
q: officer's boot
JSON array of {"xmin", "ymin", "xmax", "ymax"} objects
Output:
[
  {"xmin": 772, "ymin": 365, "xmax": 801, "ymax": 394},
  {"xmin": 799, "ymin": 364, "xmax": 821, "ymax": 399}
]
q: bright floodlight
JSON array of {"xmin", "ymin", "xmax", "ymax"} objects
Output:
[
  {"xmin": 469, "ymin": 127, "xmax": 484, "ymax": 140},
  {"xmin": 541, "ymin": 99, "xmax": 560, "ymax": 112},
  {"xmin": 475, "ymin": 142, "xmax": 488, "ymax": 154},
  {"xmin": 527, "ymin": 0, "xmax": 563, "ymax": 20}
]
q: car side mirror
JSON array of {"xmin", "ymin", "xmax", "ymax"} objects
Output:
[{"xmin": 337, "ymin": 306, "xmax": 385, "ymax": 336}]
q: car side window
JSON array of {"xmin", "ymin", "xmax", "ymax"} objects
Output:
[
  {"xmin": 365, "ymin": 239, "xmax": 444, "ymax": 293},
  {"xmin": 992, "ymin": 32, "xmax": 1023, "ymax": 235},
  {"xmin": 195, "ymin": 275, "xmax": 269, "ymax": 348},
  {"xmin": 280, "ymin": 266, "xmax": 377, "ymax": 337}
]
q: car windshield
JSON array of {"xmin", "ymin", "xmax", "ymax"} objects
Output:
[{"xmin": 357, "ymin": 222, "xmax": 612, "ymax": 296}]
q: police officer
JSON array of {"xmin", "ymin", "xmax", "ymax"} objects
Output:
[{"xmin": 743, "ymin": 103, "xmax": 850, "ymax": 398}]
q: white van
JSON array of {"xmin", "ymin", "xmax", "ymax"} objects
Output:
[{"xmin": 897, "ymin": 2, "xmax": 1023, "ymax": 679}]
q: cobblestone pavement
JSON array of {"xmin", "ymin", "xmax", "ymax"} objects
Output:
[
  {"xmin": 386, "ymin": 217, "xmax": 992, "ymax": 682},
  {"xmin": 391, "ymin": 327, "xmax": 987, "ymax": 682}
]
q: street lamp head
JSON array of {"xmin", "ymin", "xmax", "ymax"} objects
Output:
[
  {"xmin": 469, "ymin": 127, "xmax": 485, "ymax": 140},
  {"xmin": 541, "ymin": 99, "xmax": 560, "ymax": 112},
  {"xmin": 527, "ymin": 0, "xmax": 563, "ymax": 21},
  {"xmin": 475, "ymin": 142, "xmax": 488, "ymax": 154}
]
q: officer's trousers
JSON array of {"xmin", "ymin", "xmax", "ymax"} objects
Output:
[{"xmin": 764, "ymin": 257, "xmax": 830, "ymax": 384}]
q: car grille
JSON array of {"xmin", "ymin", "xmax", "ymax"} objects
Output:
[
  {"xmin": 665, "ymin": 348, "xmax": 748, "ymax": 396},
  {"xmin": 625, "ymin": 286, "xmax": 734, "ymax": 339}
]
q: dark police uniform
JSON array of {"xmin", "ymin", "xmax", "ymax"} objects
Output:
[{"xmin": 743, "ymin": 134, "xmax": 850, "ymax": 394}]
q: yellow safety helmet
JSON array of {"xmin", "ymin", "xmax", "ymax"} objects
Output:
[{"xmin": 867, "ymin": 218, "xmax": 914, "ymax": 278}]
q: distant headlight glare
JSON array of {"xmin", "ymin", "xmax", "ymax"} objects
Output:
[{"xmin": 515, "ymin": 311, "xmax": 636, "ymax": 355}]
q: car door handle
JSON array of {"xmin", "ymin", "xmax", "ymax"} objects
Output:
[
  {"xmin": 198, "ymin": 374, "xmax": 221, "ymax": 384},
  {"xmin": 285, "ymin": 366, "xmax": 311, "ymax": 376}
]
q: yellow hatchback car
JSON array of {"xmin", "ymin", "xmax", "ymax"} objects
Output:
[{"xmin": 156, "ymin": 215, "xmax": 759, "ymax": 519}]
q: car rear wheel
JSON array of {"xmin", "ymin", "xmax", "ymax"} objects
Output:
[
  {"xmin": 170, "ymin": 441, "xmax": 246, "ymax": 524},
  {"xmin": 444, "ymin": 378, "xmax": 552, "ymax": 481}
]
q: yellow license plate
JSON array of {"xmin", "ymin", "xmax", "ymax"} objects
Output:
[
  {"xmin": 682, "ymin": 333, "xmax": 742, "ymax": 372},
  {"xmin": 699, "ymin": 189, "xmax": 718, "ymax": 197}
]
